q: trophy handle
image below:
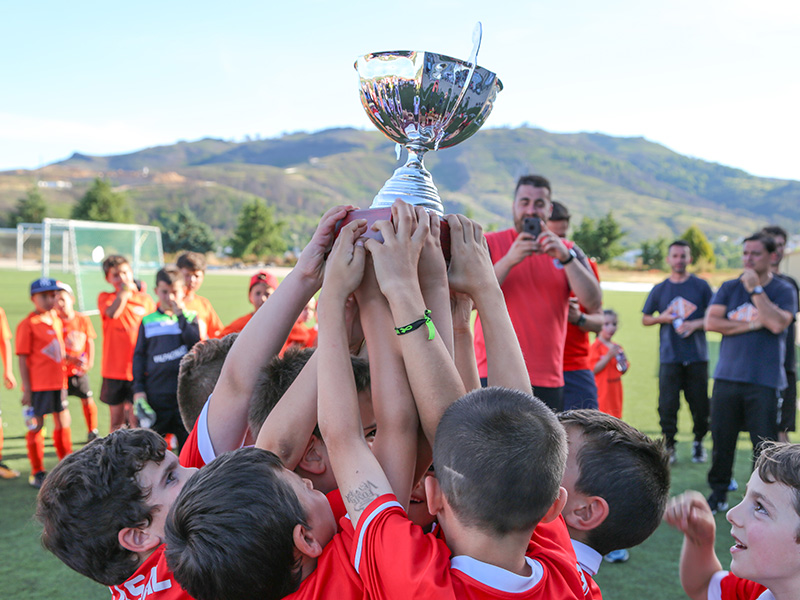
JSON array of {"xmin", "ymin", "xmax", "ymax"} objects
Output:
[{"xmin": 435, "ymin": 22, "xmax": 483, "ymax": 148}]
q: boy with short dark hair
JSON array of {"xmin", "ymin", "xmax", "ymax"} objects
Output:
[
  {"xmin": 55, "ymin": 282, "xmax": 99, "ymax": 442},
  {"xmin": 665, "ymin": 441, "xmax": 800, "ymax": 600},
  {"xmin": 17, "ymin": 277, "xmax": 72, "ymax": 488},
  {"xmin": 219, "ymin": 269, "xmax": 278, "ymax": 337},
  {"xmin": 558, "ymin": 409, "xmax": 671, "ymax": 597},
  {"xmin": 99, "ymin": 254, "xmax": 156, "ymax": 432},
  {"xmin": 176, "ymin": 251, "xmax": 223, "ymax": 339},
  {"xmin": 175, "ymin": 333, "xmax": 237, "ymax": 432},
  {"xmin": 36, "ymin": 428, "xmax": 197, "ymax": 599},
  {"xmin": 133, "ymin": 265, "xmax": 201, "ymax": 450}
]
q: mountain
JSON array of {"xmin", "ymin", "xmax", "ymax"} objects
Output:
[{"xmin": 1, "ymin": 126, "xmax": 797, "ymax": 246}]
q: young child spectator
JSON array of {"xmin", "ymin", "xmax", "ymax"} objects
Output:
[
  {"xmin": 177, "ymin": 251, "xmax": 223, "ymax": 339},
  {"xmin": 0, "ymin": 305, "xmax": 19, "ymax": 479},
  {"xmin": 55, "ymin": 283, "xmax": 99, "ymax": 442},
  {"xmin": 16, "ymin": 278, "xmax": 72, "ymax": 488},
  {"xmin": 98, "ymin": 255, "xmax": 156, "ymax": 432},
  {"xmin": 590, "ymin": 309, "xmax": 629, "ymax": 419},
  {"xmin": 133, "ymin": 266, "xmax": 201, "ymax": 451},
  {"xmin": 665, "ymin": 441, "xmax": 800, "ymax": 600},
  {"xmin": 558, "ymin": 409, "xmax": 671, "ymax": 593},
  {"xmin": 37, "ymin": 428, "xmax": 197, "ymax": 599},
  {"xmin": 176, "ymin": 333, "xmax": 237, "ymax": 432},
  {"xmin": 280, "ymin": 297, "xmax": 317, "ymax": 355},
  {"xmin": 219, "ymin": 270, "xmax": 277, "ymax": 337}
]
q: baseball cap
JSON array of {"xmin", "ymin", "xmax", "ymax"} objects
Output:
[
  {"xmin": 56, "ymin": 281, "xmax": 75, "ymax": 297},
  {"xmin": 249, "ymin": 270, "xmax": 278, "ymax": 293},
  {"xmin": 30, "ymin": 277, "xmax": 62, "ymax": 295}
]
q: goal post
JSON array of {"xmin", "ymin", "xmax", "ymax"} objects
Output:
[{"xmin": 17, "ymin": 219, "xmax": 163, "ymax": 315}]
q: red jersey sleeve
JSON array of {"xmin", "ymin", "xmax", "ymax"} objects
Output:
[
  {"xmin": 109, "ymin": 545, "xmax": 193, "ymax": 600},
  {"xmin": 15, "ymin": 316, "xmax": 33, "ymax": 356},
  {"xmin": 353, "ymin": 494, "xmax": 455, "ymax": 600},
  {"xmin": 711, "ymin": 571, "xmax": 769, "ymax": 600}
]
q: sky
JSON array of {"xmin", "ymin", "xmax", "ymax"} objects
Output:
[{"xmin": 2, "ymin": 0, "xmax": 798, "ymax": 180}]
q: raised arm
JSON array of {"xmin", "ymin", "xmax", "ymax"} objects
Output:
[
  {"xmin": 664, "ymin": 491, "xmax": 722, "ymax": 600},
  {"xmin": 317, "ymin": 219, "xmax": 392, "ymax": 525},
  {"xmin": 538, "ymin": 225, "xmax": 602, "ymax": 313},
  {"xmin": 355, "ymin": 255, "xmax": 418, "ymax": 509},
  {"xmin": 208, "ymin": 205, "xmax": 353, "ymax": 455},
  {"xmin": 451, "ymin": 292, "xmax": 480, "ymax": 392},
  {"xmin": 447, "ymin": 214, "xmax": 530, "ymax": 393},
  {"xmin": 366, "ymin": 202, "xmax": 465, "ymax": 448}
]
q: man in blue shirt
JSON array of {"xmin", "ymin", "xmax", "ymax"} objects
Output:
[
  {"xmin": 642, "ymin": 240, "xmax": 713, "ymax": 465},
  {"xmin": 704, "ymin": 232, "xmax": 796, "ymax": 512}
]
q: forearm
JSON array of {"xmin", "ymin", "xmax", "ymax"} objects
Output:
[
  {"xmin": 565, "ymin": 262, "xmax": 602, "ymax": 313},
  {"xmin": 752, "ymin": 294, "xmax": 793, "ymax": 334},
  {"xmin": 105, "ymin": 290, "xmax": 132, "ymax": 319},
  {"xmin": 385, "ymin": 286, "xmax": 465, "ymax": 446},
  {"xmin": 453, "ymin": 327, "xmax": 481, "ymax": 392},
  {"xmin": 179, "ymin": 313, "xmax": 202, "ymax": 347},
  {"xmin": 0, "ymin": 339, "xmax": 10, "ymax": 373},
  {"xmin": 18, "ymin": 357, "xmax": 31, "ymax": 395},
  {"xmin": 474, "ymin": 286, "xmax": 530, "ymax": 393},
  {"xmin": 679, "ymin": 538, "xmax": 722, "ymax": 600},
  {"xmin": 642, "ymin": 313, "xmax": 666, "ymax": 327},
  {"xmin": 420, "ymin": 278, "xmax": 454, "ymax": 359},
  {"xmin": 574, "ymin": 310, "xmax": 604, "ymax": 333},
  {"xmin": 360, "ymin": 294, "xmax": 418, "ymax": 508},
  {"xmin": 493, "ymin": 254, "xmax": 515, "ymax": 286},
  {"xmin": 86, "ymin": 339, "xmax": 95, "ymax": 370},
  {"xmin": 132, "ymin": 337, "xmax": 146, "ymax": 394},
  {"xmin": 593, "ymin": 353, "xmax": 613, "ymax": 374},
  {"xmin": 256, "ymin": 352, "xmax": 320, "ymax": 468},
  {"xmin": 704, "ymin": 314, "xmax": 752, "ymax": 336}
]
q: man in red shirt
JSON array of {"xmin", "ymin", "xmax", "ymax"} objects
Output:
[
  {"xmin": 98, "ymin": 255, "xmax": 156, "ymax": 432},
  {"xmin": 473, "ymin": 175, "xmax": 602, "ymax": 411}
]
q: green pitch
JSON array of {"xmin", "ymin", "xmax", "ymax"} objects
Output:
[{"xmin": 0, "ymin": 268, "xmax": 789, "ymax": 599}]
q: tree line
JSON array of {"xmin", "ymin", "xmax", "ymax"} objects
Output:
[
  {"xmin": 8, "ymin": 178, "xmax": 287, "ymax": 261},
  {"xmin": 10, "ymin": 178, "xmax": 720, "ymax": 269}
]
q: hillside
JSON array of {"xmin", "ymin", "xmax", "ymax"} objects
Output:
[{"xmin": 1, "ymin": 126, "xmax": 797, "ymax": 245}]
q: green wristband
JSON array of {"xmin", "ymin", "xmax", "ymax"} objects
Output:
[{"xmin": 395, "ymin": 309, "xmax": 435, "ymax": 341}]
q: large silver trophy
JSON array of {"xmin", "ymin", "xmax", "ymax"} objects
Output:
[{"xmin": 355, "ymin": 26, "xmax": 502, "ymax": 215}]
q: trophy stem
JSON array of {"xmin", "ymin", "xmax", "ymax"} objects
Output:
[{"xmin": 369, "ymin": 147, "xmax": 444, "ymax": 215}]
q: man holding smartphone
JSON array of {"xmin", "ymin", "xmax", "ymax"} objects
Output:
[{"xmin": 473, "ymin": 175, "xmax": 602, "ymax": 411}]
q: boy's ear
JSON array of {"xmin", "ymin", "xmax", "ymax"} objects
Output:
[
  {"xmin": 292, "ymin": 523, "xmax": 324, "ymax": 558},
  {"xmin": 298, "ymin": 436, "xmax": 328, "ymax": 476},
  {"xmin": 561, "ymin": 490, "xmax": 609, "ymax": 531},
  {"xmin": 118, "ymin": 526, "xmax": 162, "ymax": 554},
  {"xmin": 424, "ymin": 475, "xmax": 444, "ymax": 517},
  {"xmin": 540, "ymin": 486, "xmax": 570, "ymax": 524}
]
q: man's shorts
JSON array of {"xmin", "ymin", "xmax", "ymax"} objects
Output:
[
  {"xmin": 100, "ymin": 378, "xmax": 134, "ymax": 406},
  {"xmin": 32, "ymin": 389, "xmax": 68, "ymax": 418},
  {"xmin": 67, "ymin": 374, "xmax": 93, "ymax": 399}
]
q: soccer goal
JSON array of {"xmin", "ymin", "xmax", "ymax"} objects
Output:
[{"xmin": 16, "ymin": 218, "xmax": 163, "ymax": 315}]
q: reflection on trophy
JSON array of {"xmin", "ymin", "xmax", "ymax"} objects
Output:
[{"xmin": 355, "ymin": 49, "xmax": 502, "ymax": 215}]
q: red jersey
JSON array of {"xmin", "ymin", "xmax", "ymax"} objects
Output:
[
  {"xmin": 280, "ymin": 321, "xmax": 317, "ymax": 356},
  {"xmin": 110, "ymin": 544, "xmax": 193, "ymax": 600},
  {"xmin": 61, "ymin": 313, "xmax": 96, "ymax": 377},
  {"xmin": 15, "ymin": 311, "xmax": 66, "ymax": 391},
  {"xmin": 219, "ymin": 312, "xmax": 253, "ymax": 337},
  {"xmin": 589, "ymin": 340, "xmax": 627, "ymax": 419},
  {"xmin": 710, "ymin": 571, "xmax": 770, "ymax": 600},
  {"xmin": 474, "ymin": 229, "xmax": 573, "ymax": 387},
  {"xmin": 356, "ymin": 494, "xmax": 584, "ymax": 600},
  {"xmin": 98, "ymin": 290, "xmax": 156, "ymax": 381},
  {"xmin": 563, "ymin": 260, "xmax": 600, "ymax": 372},
  {"xmin": 184, "ymin": 295, "xmax": 222, "ymax": 339},
  {"xmin": 179, "ymin": 398, "xmax": 214, "ymax": 469}
]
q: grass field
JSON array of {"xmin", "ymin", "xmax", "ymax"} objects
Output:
[{"xmin": 0, "ymin": 267, "xmax": 791, "ymax": 599}]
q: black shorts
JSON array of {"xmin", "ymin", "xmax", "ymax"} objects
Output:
[
  {"xmin": 32, "ymin": 389, "xmax": 68, "ymax": 418},
  {"xmin": 67, "ymin": 374, "xmax": 93, "ymax": 399},
  {"xmin": 100, "ymin": 378, "xmax": 134, "ymax": 406}
]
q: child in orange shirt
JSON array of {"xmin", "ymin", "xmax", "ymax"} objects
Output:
[
  {"xmin": 55, "ymin": 283, "xmax": 99, "ymax": 442},
  {"xmin": 98, "ymin": 255, "xmax": 156, "ymax": 432},
  {"xmin": 0, "ymin": 306, "xmax": 19, "ymax": 479},
  {"xmin": 220, "ymin": 270, "xmax": 277, "ymax": 337},
  {"xmin": 16, "ymin": 278, "xmax": 73, "ymax": 488},
  {"xmin": 590, "ymin": 309, "xmax": 629, "ymax": 420},
  {"xmin": 177, "ymin": 252, "xmax": 223, "ymax": 339}
]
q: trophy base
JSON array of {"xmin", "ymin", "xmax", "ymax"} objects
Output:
[{"xmin": 370, "ymin": 155, "xmax": 443, "ymax": 216}]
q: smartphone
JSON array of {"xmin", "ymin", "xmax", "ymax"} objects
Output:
[{"xmin": 522, "ymin": 216, "xmax": 542, "ymax": 238}]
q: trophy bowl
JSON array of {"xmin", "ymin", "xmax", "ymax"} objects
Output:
[{"xmin": 355, "ymin": 50, "xmax": 502, "ymax": 214}]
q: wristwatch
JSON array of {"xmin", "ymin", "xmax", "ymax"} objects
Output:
[
  {"xmin": 751, "ymin": 285, "xmax": 764, "ymax": 297},
  {"xmin": 559, "ymin": 248, "xmax": 577, "ymax": 266}
]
